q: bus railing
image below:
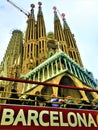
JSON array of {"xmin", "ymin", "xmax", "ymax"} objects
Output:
[
  {"xmin": 0, "ymin": 76, "xmax": 98, "ymax": 110},
  {"xmin": 0, "ymin": 76, "xmax": 98, "ymax": 92}
]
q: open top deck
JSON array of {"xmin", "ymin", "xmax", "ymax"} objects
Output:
[{"xmin": 0, "ymin": 76, "xmax": 98, "ymax": 130}]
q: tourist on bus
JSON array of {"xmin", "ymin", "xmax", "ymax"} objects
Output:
[
  {"xmin": 63, "ymin": 96, "xmax": 75, "ymax": 108},
  {"xmin": 23, "ymin": 94, "xmax": 35, "ymax": 105},
  {"xmin": 6, "ymin": 88, "xmax": 21, "ymax": 105},
  {"xmin": 50, "ymin": 94, "xmax": 61, "ymax": 107},
  {"xmin": 35, "ymin": 91, "xmax": 46, "ymax": 106}
]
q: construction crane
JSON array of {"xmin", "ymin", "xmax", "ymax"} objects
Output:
[{"xmin": 6, "ymin": 0, "xmax": 30, "ymax": 17}]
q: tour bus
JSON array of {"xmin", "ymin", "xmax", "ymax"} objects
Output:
[{"xmin": 0, "ymin": 76, "xmax": 98, "ymax": 130}]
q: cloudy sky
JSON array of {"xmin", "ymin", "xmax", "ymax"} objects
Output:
[{"xmin": 0, "ymin": 0, "xmax": 98, "ymax": 79}]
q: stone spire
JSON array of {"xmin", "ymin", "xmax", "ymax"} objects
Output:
[
  {"xmin": 62, "ymin": 13, "xmax": 83, "ymax": 67},
  {"xmin": 22, "ymin": 4, "xmax": 36, "ymax": 74},
  {"xmin": 35, "ymin": 2, "xmax": 47, "ymax": 66},
  {"xmin": 2, "ymin": 30, "xmax": 23, "ymax": 78},
  {"xmin": 37, "ymin": 2, "xmax": 46, "ymax": 38},
  {"xmin": 53, "ymin": 6, "xmax": 68, "ymax": 54},
  {"xmin": 25, "ymin": 4, "xmax": 35, "ymax": 41}
]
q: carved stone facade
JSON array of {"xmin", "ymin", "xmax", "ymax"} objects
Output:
[
  {"xmin": 0, "ymin": 2, "xmax": 97, "ymax": 101},
  {"xmin": 22, "ymin": 3, "xmax": 83, "ymax": 74}
]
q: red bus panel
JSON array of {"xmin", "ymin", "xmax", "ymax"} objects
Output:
[{"xmin": 0, "ymin": 104, "xmax": 98, "ymax": 130}]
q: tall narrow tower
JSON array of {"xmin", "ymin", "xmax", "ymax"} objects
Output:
[
  {"xmin": 62, "ymin": 13, "xmax": 83, "ymax": 67},
  {"xmin": 36, "ymin": 2, "xmax": 47, "ymax": 65},
  {"xmin": 53, "ymin": 7, "xmax": 68, "ymax": 54},
  {"xmin": 22, "ymin": 4, "xmax": 36, "ymax": 74},
  {"xmin": 2, "ymin": 30, "xmax": 23, "ymax": 78}
]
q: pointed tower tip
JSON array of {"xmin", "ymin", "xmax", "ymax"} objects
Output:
[
  {"xmin": 31, "ymin": 4, "xmax": 35, "ymax": 9},
  {"xmin": 62, "ymin": 13, "xmax": 69, "ymax": 28},
  {"xmin": 38, "ymin": 2, "xmax": 42, "ymax": 8},
  {"xmin": 38, "ymin": 2, "xmax": 43, "ymax": 15},
  {"xmin": 30, "ymin": 4, "xmax": 35, "ymax": 17},
  {"xmin": 53, "ymin": 6, "xmax": 57, "ymax": 13},
  {"xmin": 62, "ymin": 13, "xmax": 66, "ymax": 21},
  {"xmin": 30, "ymin": 4, "xmax": 35, "ymax": 12}
]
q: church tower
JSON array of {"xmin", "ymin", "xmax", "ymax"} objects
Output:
[
  {"xmin": 36, "ymin": 2, "xmax": 47, "ymax": 65},
  {"xmin": 22, "ymin": 2, "xmax": 47, "ymax": 74},
  {"xmin": 62, "ymin": 13, "xmax": 83, "ymax": 67},
  {"xmin": 2, "ymin": 30, "xmax": 23, "ymax": 78},
  {"xmin": 22, "ymin": 4, "xmax": 36, "ymax": 74},
  {"xmin": 53, "ymin": 7, "xmax": 83, "ymax": 67},
  {"xmin": 53, "ymin": 7, "xmax": 68, "ymax": 54}
]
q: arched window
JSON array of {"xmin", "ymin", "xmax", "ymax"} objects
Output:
[{"xmin": 58, "ymin": 76, "xmax": 82, "ymax": 99}]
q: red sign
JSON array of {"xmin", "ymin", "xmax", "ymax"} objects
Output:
[{"xmin": 0, "ymin": 104, "xmax": 98, "ymax": 130}]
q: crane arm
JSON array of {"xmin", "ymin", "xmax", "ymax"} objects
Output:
[{"xmin": 6, "ymin": 0, "xmax": 29, "ymax": 17}]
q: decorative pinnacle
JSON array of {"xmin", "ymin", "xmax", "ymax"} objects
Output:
[
  {"xmin": 38, "ymin": 2, "xmax": 42, "ymax": 8},
  {"xmin": 30, "ymin": 4, "xmax": 35, "ymax": 12},
  {"xmin": 31, "ymin": 4, "xmax": 35, "ymax": 9},
  {"xmin": 62, "ymin": 13, "xmax": 66, "ymax": 21},
  {"xmin": 53, "ymin": 6, "xmax": 57, "ymax": 13}
]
